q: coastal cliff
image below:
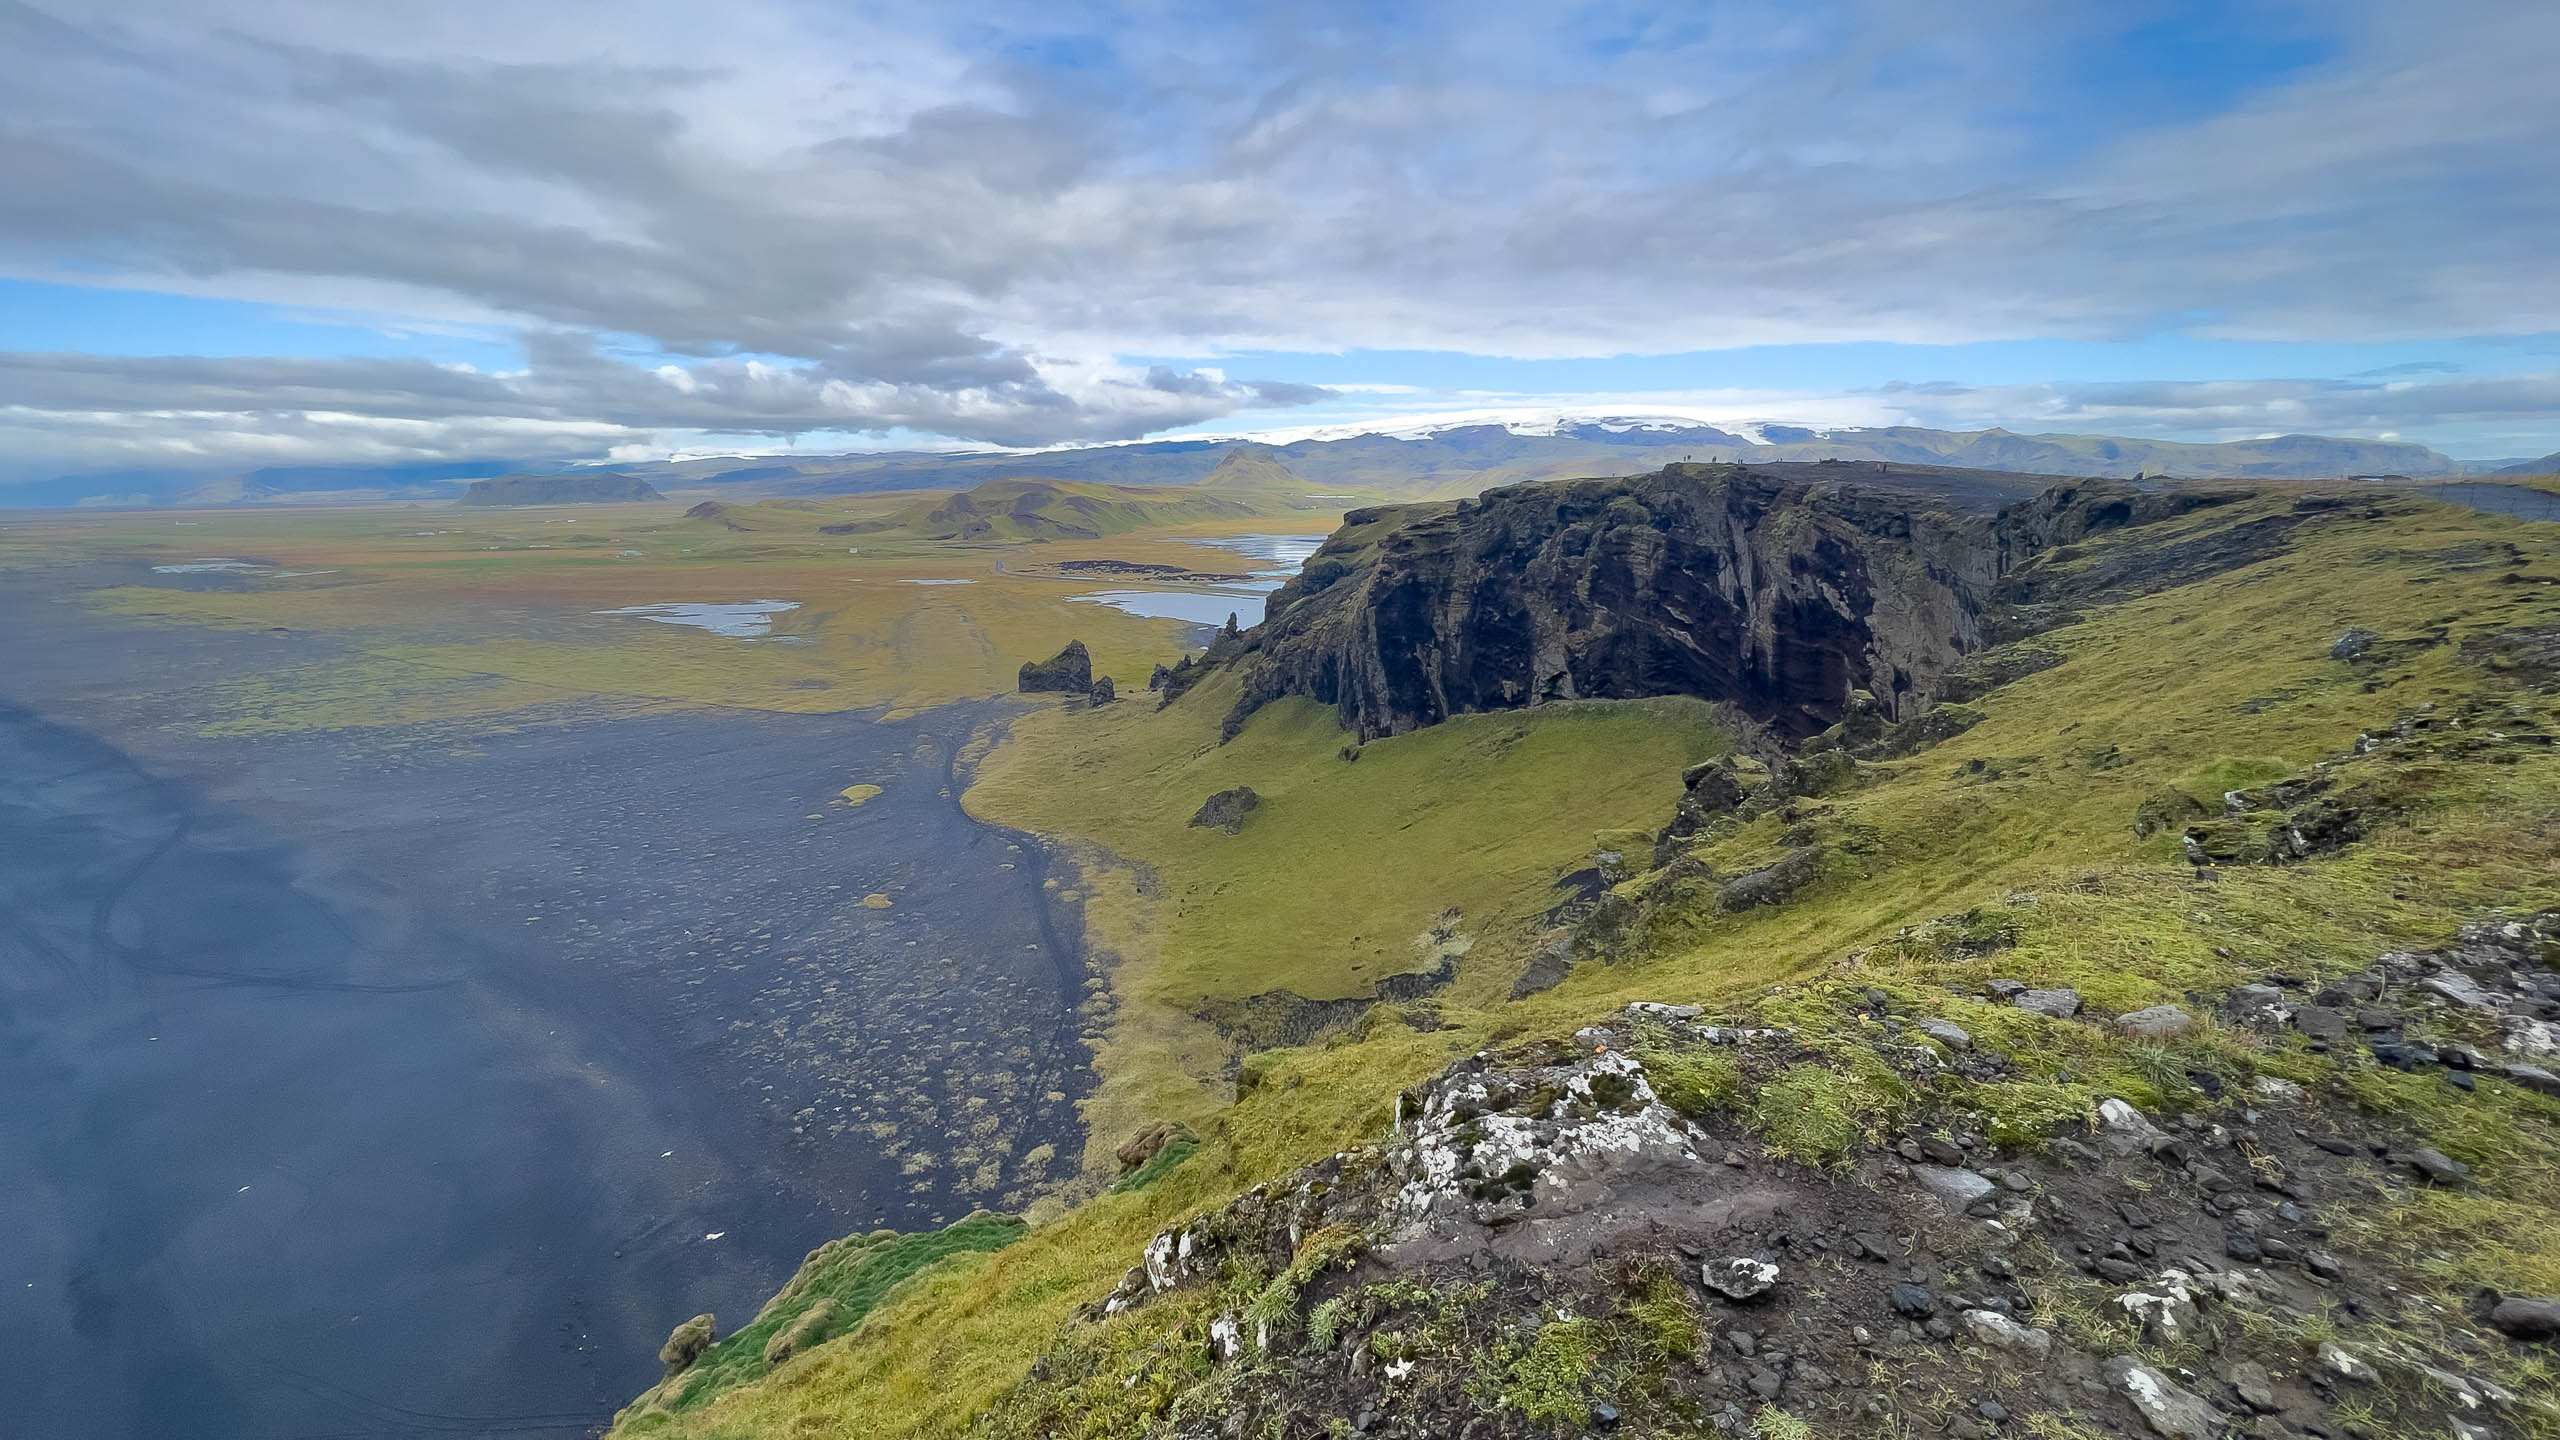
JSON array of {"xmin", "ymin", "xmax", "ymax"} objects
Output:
[{"xmin": 1221, "ymin": 464, "xmax": 2230, "ymax": 742}]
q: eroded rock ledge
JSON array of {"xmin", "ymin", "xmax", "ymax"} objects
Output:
[{"xmin": 1215, "ymin": 465, "xmax": 2242, "ymax": 744}]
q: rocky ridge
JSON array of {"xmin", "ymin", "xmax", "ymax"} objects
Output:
[
  {"xmin": 990, "ymin": 912, "xmax": 2560, "ymax": 1440},
  {"xmin": 1201, "ymin": 466, "xmax": 2251, "ymax": 746}
]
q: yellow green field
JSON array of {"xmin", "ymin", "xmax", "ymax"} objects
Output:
[{"xmin": 4, "ymin": 488, "xmax": 1347, "ymax": 726}]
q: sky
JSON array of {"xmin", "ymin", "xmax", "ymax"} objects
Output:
[{"xmin": 2, "ymin": 0, "xmax": 2557, "ymax": 495}]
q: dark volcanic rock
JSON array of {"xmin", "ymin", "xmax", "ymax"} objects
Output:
[
  {"xmin": 1089, "ymin": 676, "xmax": 1117, "ymax": 705},
  {"xmin": 1716, "ymin": 848, "xmax": 1821, "ymax": 912},
  {"xmin": 1224, "ymin": 466, "xmax": 2009, "ymax": 742},
  {"xmin": 1187, "ymin": 786, "xmax": 1261, "ymax": 834},
  {"xmin": 1222, "ymin": 466, "xmax": 2256, "ymax": 744},
  {"xmin": 2489, "ymin": 1296, "xmax": 2560, "ymax": 1340},
  {"xmin": 1019, "ymin": 640, "xmax": 1094, "ymax": 694}
]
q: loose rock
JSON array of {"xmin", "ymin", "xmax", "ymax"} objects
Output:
[
  {"xmin": 2318, "ymin": 1342, "xmax": 2376, "ymax": 1382},
  {"xmin": 2103, "ymin": 1356, "xmax": 2224, "ymax": 1440},
  {"xmin": 1910, "ymin": 1165, "xmax": 1997, "ymax": 1214},
  {"xmin": 2225, "ymin": 1361, "xmax": 2280, "ymax": 1414},
  {"xmin": 2014, "ymin": 987, "xmax": 2082, "ymax": 1018},
  {"xmin": 2116, "ymin": 1004, "xmax": 2195, "ymax": 1040},
  {"xmin": 2488, "ymin": 1295, "xmax": 2560, "ymax": 1341},
  {"xmin": 1704, "ymin": 1257, "xmax": 1780, "ymax": 1301},
  {"xmin": 1187, "ymin": 786, "xmax": 1262, "ymax": 834},
  {"xmin": 2407, "ymin": 1146, "xmax": 2470, "ymax": 1186},
  {"xmin": 1960, "ymin": 1308, "xmax": 2053, "ymax": 1358}
]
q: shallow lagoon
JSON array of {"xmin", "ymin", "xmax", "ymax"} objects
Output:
[
  {"xmin": 595, "ymin": 599, "xmax": 801, "ymax": 637},
  {"xmin": 1067, "ymin": 533, "xmax": 1326, "ymax": 628}
]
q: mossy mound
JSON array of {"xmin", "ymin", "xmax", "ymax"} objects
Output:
[{"xmin": 616, "ymin": 1213, "xmax": 1027, "ymax": 1426}]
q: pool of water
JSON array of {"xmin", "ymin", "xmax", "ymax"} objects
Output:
[
  {"xmin": 1070, "ymin": 588, "xmax": 1268, "ymax": 627},
  {"xmin": 595, "ymin": 599, "xmax": 800, "ymax": 638},
  {"xmin": 1184, "ymin": 534, "xmax": 1328, "ymax": 572},
  {"xmin": 1067, "ymin": 533, "xmax": 1329, "ymax": 629}
]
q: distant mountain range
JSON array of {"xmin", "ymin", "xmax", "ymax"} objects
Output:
[
  {"xmin": 457, "ymin": 473, "xmax": 664, "ymax": 506},
  {"xmin": 13, "ymin": 418, "xmax": 2524, "ymax": 510},
  {"xmin": 2490, "ymin": 451, "xmax": 2560, "ymax": 477}
]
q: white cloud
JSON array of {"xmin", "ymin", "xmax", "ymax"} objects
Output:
[{"xmin": 0, "ymin": 0, "xmax": 2554, "ymax": 477}]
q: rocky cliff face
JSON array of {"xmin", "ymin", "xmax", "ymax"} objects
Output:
[{"xmin": 1225, "ymin": 465, "xmax": 2219, "ymax": 743}]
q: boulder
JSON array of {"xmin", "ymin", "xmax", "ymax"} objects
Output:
[
  {"xmin": 2291, "ymin": 1005, "xmax": 2349, "ymax": 1042},
  {"xmin": 659, "ymin": 1313, "xmax": 717, "ymax": 1376},
  {"xmin": 1115, "ymin": 1120, "xmax": 1187, "ymax": 1172},
  {"xmin": 2094, "ymin": 1098, "xmax": 2168, "ymax": 1158},
  {"xmin": 1703, "ymin": 1257, "xmax": 1780, "ymax": 1301},
  {"xmin": 2317, "ymin": 1343, "xmax": 2375, "ymax": 1381},
  {"xmin": 2102, "ymin": 1356, "xmax": 2224, "ymax": 1440},
  {"xmin": 1089, "ymin": 675, "xmax": 1117, "ymax": 705},
  {"xmin": 2014, "ymin": 987, "xmax": 2082, "ymax": 1018},
  {"xmin": 1918, "ymin": 1019, "xmax": 1972, "ymax": 1051},
  {"xmin": 2488, "ymin": 1295, "xmax": 2560, "ymax": 1341},
  {"xmin": 1716, "ymin": 847, "xmax": 1821, "ymax": 912},
  {"xmin": 2116, "ymin": 1004, "xmax": 2194, "ymax": 1040},
  {"xmin": 1960, "ymin": 1309, "xmax": 2053, "ymax": 1358},
  {"xmin": 2131, "ymin": 788, "xmax": 2210, "ymax": 838},
  {"xmin": 1910, "ymin": 1164, "xmax": 1996, "ymax": 1214},
  {"xmin": 1019, "ymin": 640, "xmax": 1094, "ymax": 694},
  {"xmin": 2501, "ymin": 1063, "xmax": 2560, "ymax": 1096},
  {"xmin": 1187, "ymin": 786, "xmax": 1261, "ymax": 834}
]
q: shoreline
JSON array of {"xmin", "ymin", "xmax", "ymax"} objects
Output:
[{"xmin": 0, "ymin": 580, "xmax": 1096, "ymax": 1439}]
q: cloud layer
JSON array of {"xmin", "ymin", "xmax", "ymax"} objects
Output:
[{"xmin": 2, "ymin": 0, "xmax": 2555, "ymax": 479}]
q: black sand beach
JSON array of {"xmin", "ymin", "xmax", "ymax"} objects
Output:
[{"xmin": 0, "ymin": 579, "xmax": 1089, "ymax": 1439}]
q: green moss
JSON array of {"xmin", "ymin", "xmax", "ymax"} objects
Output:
[
  {"xmin": 1620, "ymin": 1264, "xmax": 1703, "ymax": 1365},
  {"xmin": 1753, "ymin": 1057, "xmax": 1905, "ymax": 1166},
  {"xmin": 1107, "ymin": 1136, "xmax": 1199, "ymax": 1194},
  {"xmin": 643, "ymin": 1212, "xmax": 1027, "ymax": 1416},
  {"xmin": 1240, "ymin": 1223, "xmax": 1368, "ymax": 1351},
  {"xmin": 1638, "ymin": 1044, "xmax": 1747, "ymax": 1120},
  {"xmin": 1497, "ymin": 1318, "xmax": 1601, "ymax": 1428}
]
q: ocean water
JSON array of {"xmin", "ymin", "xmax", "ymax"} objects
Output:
[{"xmin": 0, "ymin": 579, "xmax": 1089, "ymax": 1440}]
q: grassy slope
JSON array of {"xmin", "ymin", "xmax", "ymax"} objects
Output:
[
  {"xmin": 611, "ymin": 491, "xmax": 2560, "ymax": 1440},
  {"xmin": 967, "ymin": 677, "xmax": 1730, "ymax": 1173}
]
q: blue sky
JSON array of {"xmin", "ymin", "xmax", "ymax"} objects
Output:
[{"xmin": 2, "ymin": 0, "xmax": 2556, "ymax": 492}]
